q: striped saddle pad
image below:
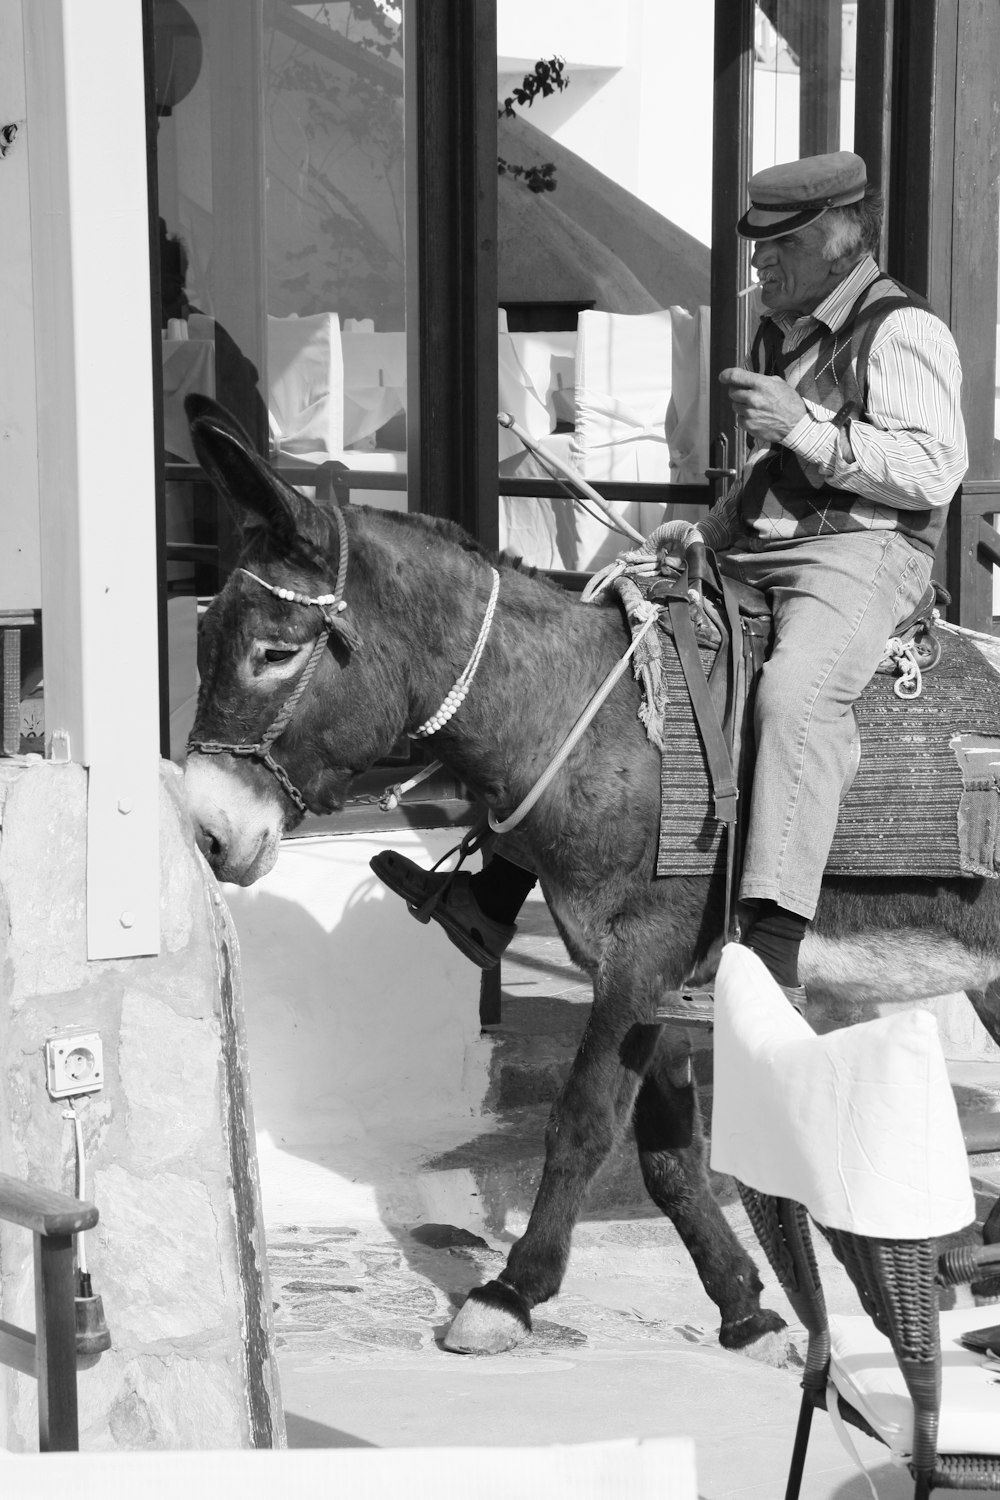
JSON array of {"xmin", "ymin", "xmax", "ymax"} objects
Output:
[{"xmin": 656, "ymin": 625, "xmax": 1000, "ymax": 880}]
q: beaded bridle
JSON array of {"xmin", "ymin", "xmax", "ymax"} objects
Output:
[{"xmin": 187, "ymin": 503, "xmax": 501, "ymax": 815}]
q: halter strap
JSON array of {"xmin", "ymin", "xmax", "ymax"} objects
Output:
[{"xmin": 187, "ymin": 504, "xmax": 355, "ymax": 815}]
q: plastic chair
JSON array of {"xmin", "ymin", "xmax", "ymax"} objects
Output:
[{"xmin": 710, "ymin": 944, "xmax": 1000, "ymax": 1498}]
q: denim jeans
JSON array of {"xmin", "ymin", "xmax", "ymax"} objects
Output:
[{"xmin": 721, "ymin": 530, "xmax": 933, "ymax": 919}]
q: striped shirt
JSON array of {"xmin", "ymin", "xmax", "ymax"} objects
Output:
[{"xmin": 700, "ymin": 255, "xmax": 968, "ymax": 552}]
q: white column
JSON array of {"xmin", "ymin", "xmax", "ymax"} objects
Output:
[{"xmin": 23, "ymin": 0, "xmax": 160, "ymax": 958}]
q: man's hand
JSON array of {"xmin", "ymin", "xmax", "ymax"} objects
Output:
[
  {"xmin": 719, "ymin": 368, "xmax": 807, "ymax": 444},
  {"xmin": 647, "ymin": 518, "xmax": 702, "ymax": 577}
]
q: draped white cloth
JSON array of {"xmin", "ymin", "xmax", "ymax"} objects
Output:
[
  {"xmin": 710, "ymin": 943, "xmax": 974, "ymax": 1238},
  {"xmin": 267, "ymin": 312, "xmax": 344, "ymax": 460}
]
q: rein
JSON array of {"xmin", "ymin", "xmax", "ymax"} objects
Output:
[
  {"xmin": 187, "ymin": 505, "xmax": 356, "ymax": 816},
  {"xmin": 488, "ymin": 609, "xmax": 661, "ymax": 835}
]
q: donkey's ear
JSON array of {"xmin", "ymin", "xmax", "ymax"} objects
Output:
[{"xmin": 185, "ymin": 394, "xmax": 307, "ymax": 547}]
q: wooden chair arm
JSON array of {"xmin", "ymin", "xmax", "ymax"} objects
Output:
[{"xmin": 0, "ymin": 1173, "xmax": 98, "ymax": 1238}]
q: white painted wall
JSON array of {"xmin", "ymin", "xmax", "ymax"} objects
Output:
[{"xmin": 224, "ymin": 828, "xmax": 492, "ymax": 1225}]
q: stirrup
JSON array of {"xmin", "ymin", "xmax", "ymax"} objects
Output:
[
  {"xmin": 655, "ymin": 989, "xmax": 715, "ymax": 1030},
  {"xmin": 369, "ymin": 850, "xmax": 515, "ymax": 969}
]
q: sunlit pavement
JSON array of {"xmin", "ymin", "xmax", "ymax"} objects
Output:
[{"xmin": 268, "ymin": 889, "xmax": 1000, "ymax": 1498}]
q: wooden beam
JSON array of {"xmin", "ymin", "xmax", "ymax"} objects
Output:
[
  {"xmin": 885, "ymin": 3, "xmax": 1000, "ymax": 630},
  {"xmin": 947, "ymin": 0, "xmax": 1000, "ymax": 475},
  {"xmin": 404, "ymin": 0, "xmax": 499, "ymax": 545},
  {"xmin": 798, "ymin": 0, "xmax": 841, "ymax": 157},
  {"xmin": 0, "ymin": 1174, "xmax": 98, "ymax": 1238},
  {"xmin": 853, "ymin": 0, "xmax": 893, "ymax": 263}
]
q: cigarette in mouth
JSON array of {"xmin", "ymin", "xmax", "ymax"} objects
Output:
[{"xmin": 737, "ymin": 283, "xmax": 758, "ymax": 299}]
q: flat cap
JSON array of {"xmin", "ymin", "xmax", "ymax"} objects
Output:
[{"xmin": 737, "ymin": 151, "xmax": 867, "ymax": 239}]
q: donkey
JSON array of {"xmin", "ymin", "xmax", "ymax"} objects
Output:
[{"xmin": 183, "ymin": 396, "xmax": 1000, "ymax": 1357}]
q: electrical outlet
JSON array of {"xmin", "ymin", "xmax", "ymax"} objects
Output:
[{"xmin": 45, "ymin": 1032, "xmax": 104, "ymax": 1099}]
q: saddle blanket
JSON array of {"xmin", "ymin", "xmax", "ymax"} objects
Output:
[{"xmin": 656, "ymin": 626, "xmax": 1000, "ymax": 880}]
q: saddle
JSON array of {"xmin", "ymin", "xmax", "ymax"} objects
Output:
[
  {"xmin": 647, "ymin": 540, "xmax": 946, "ymax": 847},
  {"xmin": 611, "ymin": 539, "xmax": 1000, "ymax": 905}
]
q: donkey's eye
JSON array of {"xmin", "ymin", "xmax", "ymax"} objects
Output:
[{"xmin": 263, "ymin": 646, "xmax": 300, "ymax": 665}]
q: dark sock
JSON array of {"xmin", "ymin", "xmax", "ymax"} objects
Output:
[
  {"xmin": 744, "ymin": 903, "xmax": 808, "ymax": 988},
  {"xmin": 469, "ymin": 855, "xmax": 537, "ymax": 926}
]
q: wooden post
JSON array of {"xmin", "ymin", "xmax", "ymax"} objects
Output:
[
  {"xmin": 709, "ymin": 0, "xmax": 755, "ymax": 490},
  {"xmin": 0, "ymin": 1173, "xmax": 101, "ymax": 1452},
  {"xmin": 22, "ymin": 0, "xmax": 160, "ymax": 958},
  {"xmin": 853, "ymin": 0, "xmax": 893, "ymax": 264},
  {"xmin": 798, "ymin": 0, "xmax": 841, "ymax": 158},
  {"xmin": 34, "ymin": 1234, "xmax": 78, "ymax": 1452}
]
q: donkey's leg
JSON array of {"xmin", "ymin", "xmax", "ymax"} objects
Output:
[
  {"xmin": 443, "ymin": 954, "xmax": 662, "ymax": 1355},
  {"xmin": 967, "ymin": 981, "xmax": 1000, "ymax": 1052},
  {"xmin": 633, "ymin": 1034, "xmax": 785, "ymax": 1349}
]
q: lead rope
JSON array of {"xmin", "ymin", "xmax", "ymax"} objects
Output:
[
  {"xmin": 395, "ymin": 614, "xmax": 664, "ymax": 903},
  {"xmin": 489, "ymin": 609, "xmax": 661, "ymax": 835}
]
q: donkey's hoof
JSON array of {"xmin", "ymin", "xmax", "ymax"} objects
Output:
[
  {"xmin": 442, "ymin": 1281, "xmax": 532, "ymax": 1355},
  {"xmin": 719, "ymin": 1306, "xmax": 786, "ymax": 1352}
]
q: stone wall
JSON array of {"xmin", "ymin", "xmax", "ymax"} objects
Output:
[{"xmin": 0, "ymin": 760, "xmax": 282, "ymax": 1451}]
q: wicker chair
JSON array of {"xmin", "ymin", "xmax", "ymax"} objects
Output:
[
  {"xmin": 710, "ymin": 943, "xmax": 1000, "ymax": 1499},
  {"xmin": 738, "ymin": 1183, "xmax": 1000, "ymax": 1497}
]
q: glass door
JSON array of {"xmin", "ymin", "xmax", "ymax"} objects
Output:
[{"xmin": 150, "ymin": 0, "xmax": 409, "ymax": 761}]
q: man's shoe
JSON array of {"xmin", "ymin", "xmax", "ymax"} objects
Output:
[{"xmin": 369, "ymin": 850, "xmax": 515, "ymax": 970}]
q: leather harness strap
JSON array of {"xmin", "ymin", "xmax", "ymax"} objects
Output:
[
  {"xmin": 187, "ymin": 504, "xmax": 356, "ymax": 815},
  {"xmin": 652, "ymin": 565, "xmax": 742, "ymax": 940}
]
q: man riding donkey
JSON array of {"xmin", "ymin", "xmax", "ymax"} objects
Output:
[{"xmin": 373, "ymin": 150, "xmax": 968, "ymax": 1006}]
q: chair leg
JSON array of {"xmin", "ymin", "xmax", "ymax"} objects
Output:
[
  {"xmin": 784, "ymin": 1392, "xmax": 814, "ymax": 1500},
  {"xmin": 912, "ymin": 1472, "xmax": 932, "ymax": 1500}
]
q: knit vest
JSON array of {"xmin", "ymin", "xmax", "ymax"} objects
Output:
[{"xmin": 740, "ymin": 272, "xmax": 946, "ymax": 555}]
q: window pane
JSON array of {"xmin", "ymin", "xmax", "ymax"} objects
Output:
[
  {"xmin": 155, "ymin": 0, "xmax": 408, "ymax": 763},
  {"xmin": 495, "ymin": 1, "xmax": 714, "ymax": 572},
  {"xmin": 753, "ymin": 1, "xmax": 855, "ymax": 173}
]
